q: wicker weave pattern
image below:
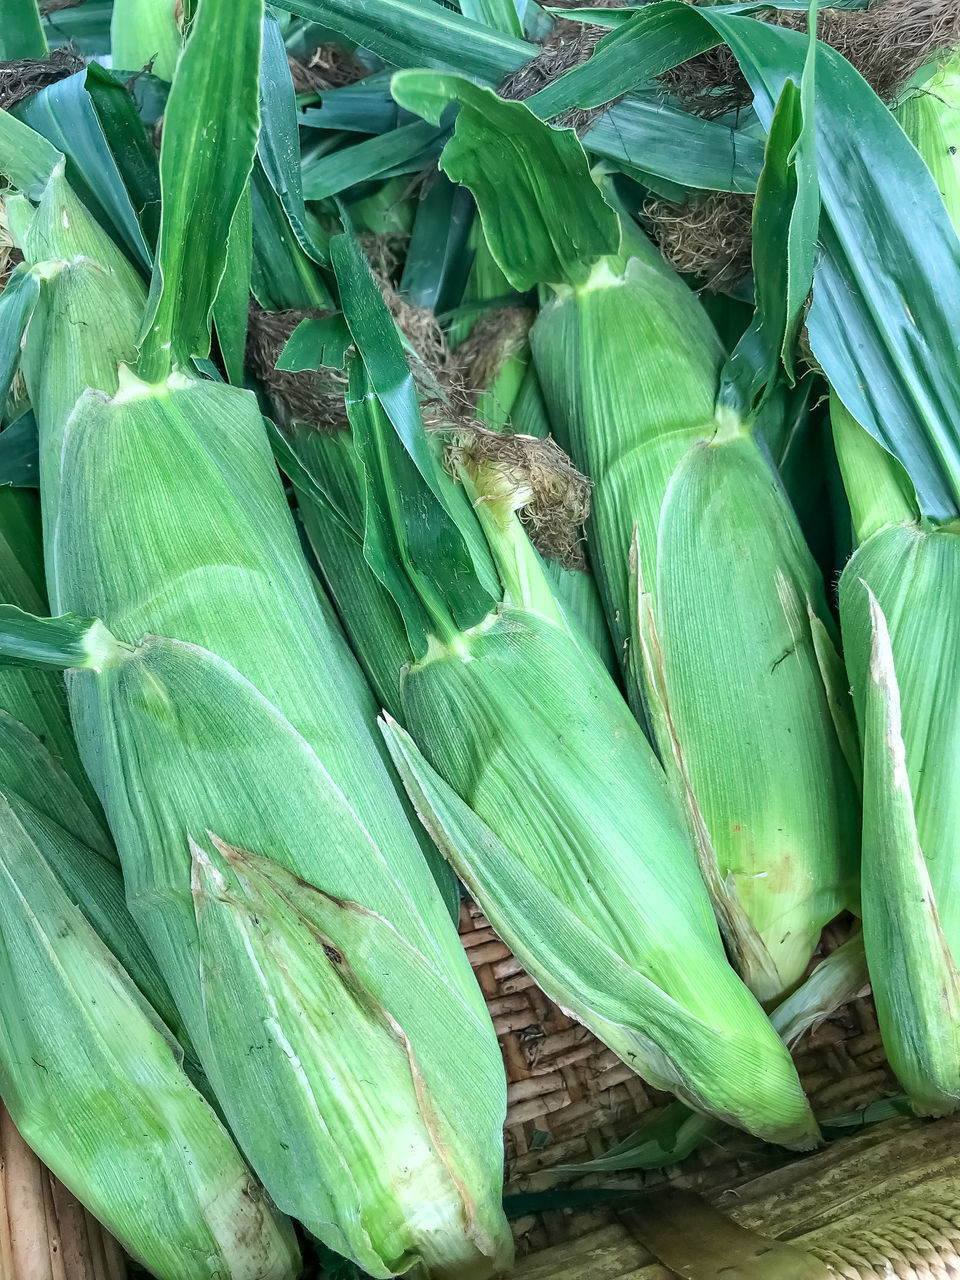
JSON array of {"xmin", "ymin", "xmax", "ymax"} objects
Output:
[
  {"xmin": 460, "ymin": 902, "xmax": 906, "ymax": 1261},
  {"xmin": 459, "ymin": 900, "xmax": 665, "ymax": 1179},
  {"xmin": 461, "ymin": 904, "xmax": 898, "ymax": 1181}
]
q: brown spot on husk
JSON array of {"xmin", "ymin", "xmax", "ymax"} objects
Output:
[
  {"xmin": 644, "ymin": 192, "xmax": 755, "ymax": 293},
  {"xmin": 448, "ymin": 424, "xmax": 592, "ymax": 569},
  {"xmin": 0, "ymin": 48, "xmax": 85, "ymax": 112},
  {"xmin": 38, "ymin": 0, "xmax": 83, "ymax": 12},
  {"xmin": 287, "ymin": 44, "xmax": 369, "ymax": 95},
  {"xmin": 662, "ymin": 0, "xmax": 960, "ymax": 117}
]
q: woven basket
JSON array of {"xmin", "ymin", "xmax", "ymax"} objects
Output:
[
  {"xmin": 8, "ymin": 907, "xmax": 952, "ymax": 1278},
  {"xmin": 457, "ymin": 900, "xmax": 960, "ymax": 1279}
]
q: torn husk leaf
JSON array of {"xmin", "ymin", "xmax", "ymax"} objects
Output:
[{"xmin": 34, "ymin": 361, "xmax": 511, "ymax": 1275}]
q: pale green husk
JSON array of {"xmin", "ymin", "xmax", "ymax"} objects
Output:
[
  {"xmin": 532, "ymin": 239, "xmax": 860, "ymax": 1002},
  {"xmin": 0, "ymin": 490, "xmax": 299, "ymax": 1280},
  {"xmin": 10, "ymin": 183, "xmax": 511, "ymax": 1276}
]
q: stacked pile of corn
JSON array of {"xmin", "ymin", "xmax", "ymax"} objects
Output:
[{"xmin": 0, "ymin": 0, "xmax": 959, "ymax": 1276}]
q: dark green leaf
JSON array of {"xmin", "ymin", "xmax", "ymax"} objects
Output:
[
  {"xmin": 391, "ymin": 71, "xmax": 620, "ymax": 289},
  {"xmin": 331, "ymin": 234, "xmax": 496, "ymax": 645},
  {"xmin": 277, "ymin": 314, "xmax": 352, "ymax": 371},
  {"xmin": 301, "ymin": 119, "xmax": 443, "ymax": 201},
  {"xmin": 84, "ymin": 62, "xmax": 163, "ymax": 253},
  {"xmin": 399, "ymin": 175, "xmax": 476, "ymax": 310},
  {"xmin": 258, "ymin": 13, "xmax": 328, "ymax": 263},
  {"xmin": 0, "ymin": 415, "xmax": 39, "ymax": 489},
  {"xmin": 584, "ymin": 93, "xmax": 764, "ymax": 194},
  {"xmin": 16, "ymin": 67, "xmax": 154, "ymax": 271},
  {"xmin": 284, "ymin": 0, "xmax": 529, "ymax": 84},
  {"xmin": 708, "ymin": 12, "xmax": 960, "ymax": 522},
  {"xmin": 41, "ymin": 3, "xmax": 112, "ymax": 56},
  {"xmin": 213, "ymin": 181, "xmax": 253, "ymax": 385},
  {"xmin": 0, "ymin": 0, "xmax": 46, "ymax": 58},
  {"xmin": 299, "ymin": 75, "xmax": 399, "ymax": 134},
  {"xmin": 0, "ymin": 268, "xmax": 41, "ymax": 420},
  {"xmin": 250, "ymin": 160, "xmax": 334, "ymax": 309},
  {"xmin": 721, "ymin": 6, "xmax": 821, "ymax": 410},
  {"xmin": 266, "ymin": 417, "xmax": 359, "ymax": 540},
  {"xmin": 138, "ymin": 0, "xmax": 265, "ymax": 378}
]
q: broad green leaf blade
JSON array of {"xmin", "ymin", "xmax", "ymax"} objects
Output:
[
  {"xmin": 706, "ymin": 13, "xmax": 960, "ymax": 523},
  {"xmin": 524, "ymin": 1, "xmax": 719, "ymax": 120},
  {"xmin": 40, "ymin": 1, "xmax": 113, "ymax": 56},
  {"xmin": 17, "ymin": 64, "xmax": 159, "ymax": 272},
  {"xmin": 301, "ymin": 119, "xmax": 443, "ymax": 201},
  {"xmin": 299, "ymin": 74, "xmax": 399, "ymax": 135},
  {"xmin": 83, "ymin": 61, "xmax": 163, "ymax": 254},
  {"xmin": 0, "ymin": 606, "xmax": 125, "ymax": 672},
  {"xmin": 0, "ymin": 0, "xmax": 46, "ymax": 58},
  {"xmin": 584, "ymin": 93, "xmax": 764, "ymax": 194},
  {"xmin": 138, "ymin": 0, "xmax": 264, "ymax": 377},
  {"xmin": 720, "ymin": 7, "xmax": 818, "ymax": 414},
  {"xmin": 250, "ymin": 159, "xmax": 334, "ymax": 309},
  {"xmin": 110, "ymin": 0, "xmax": 182, "ymax": 81},
  {"xmin": 258, "ymin": 12, "xmax": 328, "ymax": 264},
  {"xmin": 344, "ymin": 357, "xmax": 492, "ymax": 654},
  {"xmin": 391, "ymin": 71, "xmax": 620, "ymax": 290},
  {"xmin": 399, "ymin": 175, "xmax": 476, "ymax": 311},
  {"xmin": 277, "ymin": 314, "xmax": 352, "ymax": 371},
  {"xmin": 459, "ymin": 0, "xmax": 524, "ymax": 38},
  {"xmin": 213, "ymin": 180, "xmax": 253, "ymax": 385},
  {"xmin": 284, "ymin": 0, "xmax": 529, "ymax": 84}
]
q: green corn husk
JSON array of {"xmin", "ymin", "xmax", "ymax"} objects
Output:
[
  {"xmin": 0, "ymin": 489, "xmax": 299, "ymax": 1280},
  {"xmin": 834, "ymin": 396, "xmax": 960, "ymax": 1116},
  {"xmin": 531, "ymin": 236, "xmax": 860, "ymax": 1003},
  {"xmin": 6, "ymin": 192, "xmax": 511, "ymax": 1279},
  {"xmin": 829, "ymin": 60, "xmax": 960, "ymax": 1116},
  {"xmin": 838, "ymin": 516, "xmax": 960, "ymax": 1114},
  {"xmin": 0, "ymin": 484, "xmax": 189, "ymax": 1045},
  {"xmin": 0, "ymin": 788, "xmax": 300, "ymax": 1280},
  {"xmin": 448, "ymin": 230, "xmax": 618, "ymax": 675},
  {"xmin": 284, "ymin": 237, "xmax": 818, "ymax": 1151}
]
